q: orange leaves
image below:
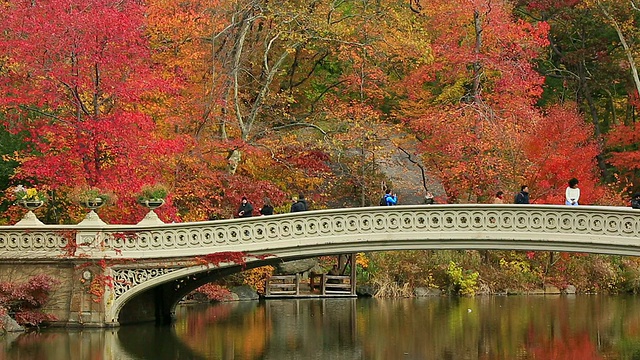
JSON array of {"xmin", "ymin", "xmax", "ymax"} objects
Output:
[{"xmin": 242, "ymin": 266, "xmax": 274, "ymax": 295}]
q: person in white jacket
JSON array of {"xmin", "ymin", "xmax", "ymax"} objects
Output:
[{"xmin": 565, "ymin": 178, "xmax": 580, "ymax": 206}]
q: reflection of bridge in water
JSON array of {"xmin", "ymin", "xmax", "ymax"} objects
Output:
[
  {"xmin": 0, "ymin": 204, "xmax": 639, "ymax": 327},
  {"xmin": 0, "ymin": 299, "xmax": 363, "ymax": 360},
  {"xmin": 263, "ymin": 299, "xmax": 362, "ymax": 359}
]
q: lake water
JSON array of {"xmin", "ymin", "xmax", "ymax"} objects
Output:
[{"xmin": 2, "ymin": 295, "xmax": 640, "ymax": 359}]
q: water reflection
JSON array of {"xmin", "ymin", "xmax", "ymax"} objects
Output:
[
  {"xmin": 3, "ymin": 296, "xmax": 640, "ymax": 359},
  {"xmin": 171, "ymin": 299, "xmax": 361, "ymax": 359}
]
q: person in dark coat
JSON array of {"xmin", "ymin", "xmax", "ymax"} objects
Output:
[
  {"xmin": 514, "ymin": 185, "xmax": 530, "ymax": 204},
  {"xmin": 632, "ymin": 193, "xmax": 640, "ymax": 209},
  {"xmin": 424, "ymin": 191, "xmax": 435, "ymax": 205},
  {"xmin": 237, "ymin": 197, "xmax": 254, "ymax": 218},
  {"xmin": 259, "ymin": 197, "xmax": 274, "ymax": 215},
  {"xmin": 290, "ymin": 194, "xmax": 308, "ymax": 212}
]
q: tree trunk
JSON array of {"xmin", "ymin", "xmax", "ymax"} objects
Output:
[
  {"xmin": 578, "ymin": 62, "xmax": 609, "ymax": 178},
  {"xmin": 227, "ymin": 149, "xmax": 241, "ymax": 175}
]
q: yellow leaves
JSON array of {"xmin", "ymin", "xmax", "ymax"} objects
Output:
[
  {"xmin": 243, "ymin": 266, "xmax": 274, "ymax": 294},
  {"xmin": 26, "ymin": 188, "xmax": 37, "ymax": 199},
  {"xmin": 356, "ymin": 253, "xmax": 369, "ymax": 269},
  {"xmin": 499, "ymin": 258, "xmax": 531, "ymax": 274},
  {"xmin": 434, "ymin": 78, "xmax": 467, "ymax": 105}
]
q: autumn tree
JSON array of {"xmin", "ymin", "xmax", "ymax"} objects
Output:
[
  {"xmin": 144, "ymin": 0, "xmax": 331, "ymax": 217},
  {"xmin": 0, "ymin": 0, "xmax": 184, "ymax": 223},
  {"xmin": 588, "ymin": 0, "xmax": 640, "ymax": 189},
  {"xmin": 605, "ymin": 122, "xmax": 640, "ymax": 189},
  {"xmin": 522, "ymin": 104, "xmax": 606, "ymax": 204},
  {"xmin": 516, "ymin": 0, "xmax": 640, "ymax": 180},
  {"xmin": 146, "ymin": 0, "xmax": 432, "ymax": 215},
  {"xmin": 400, "ymin": 0, "xmax": 550, "ymax": 202}
]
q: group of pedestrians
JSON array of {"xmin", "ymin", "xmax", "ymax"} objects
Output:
[
  {"xmin": 237, "ymin": 176, "xmax": 639, "ymax": 218},
  {"xmin": 496, "ymin": 178, "xmax": 582, "ymax": 206},
  {"xmin": 235, "ymin": 194, "xmax": 308, "ymax": 218}
]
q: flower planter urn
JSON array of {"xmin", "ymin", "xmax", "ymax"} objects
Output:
[
  {"xmin": 139, "ymin": 198, "xmax": 165, "ymax": 210},
  {"xmin": 78, "ymin": 198, "xmax": 107, "ymax": 226},
  {"xmin": 137, "ymin": 199, "xmax": 166, "ymax": 225},
  {"xmin": 19, "ymin": 200, "xmax": 44, "ymax": 211},
  {"xmin": 82, "ymin": 197, "xmax": 105, "ymax": 210},
  {"xmin": 15, "ymin": 200, "xmax": 45, "ymax": 226}
]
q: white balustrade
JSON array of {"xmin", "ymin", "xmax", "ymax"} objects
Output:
[{"xmin": 0, "ymin": 205, "xmax": 639, "ymax": 260}]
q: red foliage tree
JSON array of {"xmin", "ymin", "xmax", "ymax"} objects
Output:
[
  {"xmin": 605, "ymin": 122, "xmax": 640, "ymax": 189},
  {"xmin": 193, "ymin": 284, "xmax": 233, "ymax": 302},
  {"xmin": 400, "ymin": 0, "xmax": 550, "ymax": 202},
  {"xmin": 0, "ymin": 274, "xmax": 59, "ymax": 328},
  {"xmin": 0, "ymin": 0, "xmax": 185, "ymax": 223},
  {"xmin": 522, "ymin": 104, "xmax": 606, "ymax": 204}
]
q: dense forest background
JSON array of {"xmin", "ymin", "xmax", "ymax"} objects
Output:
[{"xmin": 1, "ymin": 0, "xmax": 640, "ymax": 294}]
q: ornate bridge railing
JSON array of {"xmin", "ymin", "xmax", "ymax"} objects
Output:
[{"xmin": 1, "ymin": 204, "xmax": 639, "ymax": 260}]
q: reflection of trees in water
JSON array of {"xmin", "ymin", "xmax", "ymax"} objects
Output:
[
  {"xmin": 357, "ymin": 296, "xmax": 640, "ymax": 359},
  {"xmin": 117, "ymin": 325, "xmax": 206, "ymax": 360},
  {"xmin": 0, "ymin": 330, "xmax": 113, "ymax": 360},
  {"xmin": 126, "ymin": 296, "xmax": 640, "ymax": 359},
  {"xmin": 174, "ymin": 301, "xmax": 267, "ymax": 359},
  {"xmin": 4, "ymin": 296, "xmax": 640, "ymax": 359},
  {"xmin": 171, "ymin": 299, "xmax": 362, "ymax": 359}
]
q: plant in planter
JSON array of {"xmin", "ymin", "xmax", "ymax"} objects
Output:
[
  {"xmin": 13, "ymin": 185, "xmax": 47, "ymax": 208},
  {"xmin": 72, "ymin": 186, "xmax": 113, "ymax": 210},
  {"xmin": 71, "ymin": 186, "xmax": 114, "ymax": 226},
  {"xmin": 137, "ymin": 184, "xmax": 169, "ymax": 225},
  {"xmin": 13, "ymin": 185, "xmax": 48, "ymax": 225},
  {"xmin": 137, "ymin": 184, "xmax": 169, "ymax": 209}
]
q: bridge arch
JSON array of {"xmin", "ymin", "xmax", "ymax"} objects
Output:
[{"xmin": 2, "ymin": 204, "xmax": 639, "ymax": 326}]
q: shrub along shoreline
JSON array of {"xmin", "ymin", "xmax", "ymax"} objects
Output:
[{"xmin": 356, "ymin": 250, "xmax": 636, "ymax": 297}]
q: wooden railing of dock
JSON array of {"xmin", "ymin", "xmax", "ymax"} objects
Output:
[{"xmin": 265, "ymin": 273, "xmax": 356, "ymax": 298}]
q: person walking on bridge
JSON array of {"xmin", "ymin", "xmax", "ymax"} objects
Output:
[
  {"xmin": 424, "ymin": 191, "xmax": 435, "ymax": 204},
  {"xmin": 290, "ymin": 194, "xmax": 308, "ymax": 212},
  {"xmin": 381, "ymin": 189, "xmax": 398, "ymax": 206},
  {"xmin": 514, "ymin": 185, "xmax": 530, "ymax": 204},
  {"xmin": 259, "ymin": 197, "xmax": 274, "ymax": 215},
  {"xmin": 237, "ymin": 197, "xmax": 254, "ymax": 218},
  {"xmin": 631, "ymin": 192, "xmax": 640, "ymax": 209}
]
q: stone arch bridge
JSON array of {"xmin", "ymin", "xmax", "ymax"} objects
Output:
[{"xmin": 0, "ymin": 204, "xmax": 638, "ymax": 327}]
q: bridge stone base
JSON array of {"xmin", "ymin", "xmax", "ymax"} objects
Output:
[
  {"xmin": 0, "ymin": 258, "xmax": 253, "ymax": 327},
  {"xmin": 0, "ymin": 260, "xmax": 108, "ymax": 327},
  {"xmin": 0, "ymin": 260, "xmax": 189, "ymax": 327}
]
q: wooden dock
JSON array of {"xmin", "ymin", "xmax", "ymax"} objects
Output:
[
  {"xmin": 264, "ymin": 273, "xmax": 356, "ymax": 298},
  {"xmin": 265, "ymin": 254, "xmax": 358, "ymax": 298}
]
